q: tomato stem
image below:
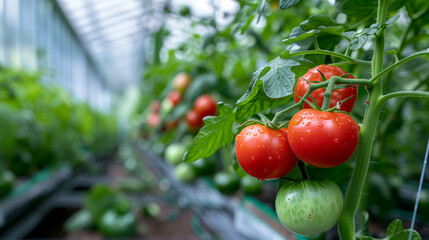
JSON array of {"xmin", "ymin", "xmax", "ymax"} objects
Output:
[
  {"xmin": 297, "ymin": 161, "xmax": 309, "ymax": 180},
  {"xmin": 321, "ymin": 75, "xmax": 336, "ymax": 110},
  {"xmin": 281, "ymin": 49, "xmax": 372, "ymax": 66}
]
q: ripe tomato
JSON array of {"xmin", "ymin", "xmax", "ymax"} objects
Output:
[
  {"xmin": 288, "ymin": 109, "xmax": 360, "ymax": 168},
  {"xmin": 194, "ymin": 95, "xmax": 217, "ymax": 117},
  {"xmin": 168, "ymin": 90, "xmax": 182, "ymax": 106},
  {"xmin": 147, "ymin": 112, "xmax": 161, "ymax": 128},
  {"xmin": 294, "ymin": 65, "xmax": 357, "ymax": 112},
  {"xmin": 275, "ymin": 180, "xmax": 343, "ymax": 235},
  {"xmin": 185, "ymin": 109, "xmax": 204, "ymax": 131},
  {"xmin": 173, "ymin": 72, "xmax": 191, "ymax": 93},
  {"xmin": 235, "ymin": 124, "xmax": 298, "ymax": 180}
]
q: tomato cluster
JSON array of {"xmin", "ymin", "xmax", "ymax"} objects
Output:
[{"xmin": 186, "ymin": 95, "xmax": 217, "ymax": 131}]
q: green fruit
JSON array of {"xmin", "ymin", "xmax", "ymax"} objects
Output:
[
  {"xmin": 214, "ymin": 171, "xmax": 240, "ymax": 195},
  {"xmin": 98, "ymin": 210, "xmax": 136, "ymax": 237},
  {"xmin": 164, "ymin": 143, "xmax": 187, "ymax": 166},
  {"xmin": 174, "ymin": 162, "xmax": 197, "ymax": 183},
  {"xmin": 192, "ymin": 158, "xmax": 216, "ymax": 176},
  {"xmin": 241, "ymin": 175, "xmax": 262, "ymax": 195},
  {"xmin": 275, "ymin": 180, "xmax": 343, "ymax": 236}
]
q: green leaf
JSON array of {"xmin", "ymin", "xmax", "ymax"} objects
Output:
[
  {"xmin": 357, "ymin": 219, "xmax": 422, "ymax": 240},
  {"xmin": 386, "ymin": 14, "xmax": 400, "ymax": 24},
  {"xmin": 279, "ymin": 0, "xmax": 302, "ymax": 10},
  {"xmin": 338, "ymin": 0, "xmax": 377, "ymax": 18},
  {"xmin": 261, "ymin": 57, "xmax": 300, "ymax": 98},
  {"xmin": 386, "ymin": 219, "xmax": 405, "ymax": 237},
  {"xmin": 183, "ymin": 103, "xmax": 236, "ymax": 162},
  {"xmin": 299, "ymin": 15, "xmax": 333, "ymax": 31},
  {"xmin": 283, "ymin": 29, "xmax": 317, "ymax": 44},
  {"xmin": 350, "ymin": 35, "xmax": 368, "ymax": 50}
]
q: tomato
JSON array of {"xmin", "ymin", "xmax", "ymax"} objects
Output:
[
  {"xmin": 163, "ymin": 119, "xmax": 179, "ymax": 131},
  {"xmin": 150, "ymin": 100, "xmax": 161, "ymax": 113},
  {"xmin": 294, "ymin": 65, "xmax": 357, "ymax": 112},
  {"xmin": 241, "ymin": 175, "xmax": 262, "ymax": 195},
  {"xmin": 147, "ymin": 112, "xmax": 161, "ymax": 128},
  {"xmin": 173, "ymin": 72, "xmax": 191, "ymax": 93},
  {"xmin": 213, "ymin": 171, "xmax": 240, "ymax": 195},
  {"xmin": 194, "ymin": 95, "xmax": 217, "ymax": 118},
  {"xmin": 191, "ymin": 158, "xmax": 216, "ymax": 176},
  {"xmin": 174, "ymin": 162, "xmax": 197, "ymax": 183},
  {"xmin": 97, "ymin": 209, "xmax": 136, "ymax": 237},
  {"xmin": 164, "ymin": 143, "xmax": 187, "ymax": 165},
  {"xmin": 235, "ymin": 125, "xmax": 298, "ymax": 180},
  {"xmin": 275, "ymin": 180, "xmax": 343, "ymax": 236},
  {"xmin": 185, "ymin": 109, "xmax": 204, "ymax": 131},
  {"xmin": 168, "ymin": 90, "xmax": 182, "ymax": 106},
  {"xmin": 288, "ymin": 109, "xmax": 360, "ymax": 168},
  {"xmin": 0, "ymin": 170, "xmax": 15, "ymax": 198}
]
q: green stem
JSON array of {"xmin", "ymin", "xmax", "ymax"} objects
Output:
[
  {"xmin": 322, "ymin": 76, "xmax": 336, "ymax": 110},
  {"xmin": 281, "ymin": 49, "xmax": 372, "ymax": 66},
  {"xmin": 338, "ymin": 0, "xmax": 389, "ymax": 239},
  {"xmin": 371, "ymin": 49, "xmax": 429, "ymax": 84},
  {"xmin": 298, "ymin": 161, "xmax": 309, "ymax": 180},
  {"xmin": 379, "ymin": 90, "xmax": 429, "ymax": 104}
]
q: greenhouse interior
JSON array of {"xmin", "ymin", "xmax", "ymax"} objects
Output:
[{"xmin": 0, "ymin": 0, "xmax": 428, "ymax": 239}]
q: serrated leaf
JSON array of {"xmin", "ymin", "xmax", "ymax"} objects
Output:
[
  {"xmin": 261, "ymin": 57, "xmax": 300, "ymax": 98},
  {"xmin": 236, "ymin": 66, "xmax": 270, "ymax": 104},
  {"xmin": 386, "ymin": 219, "xmax": 405, "ymax": 237},
  {"xmin": 386, "ymin": 14, "xmax": 400, "ymax": 24},
  {"xmin": 350, "ymin": 34, "xmax": 368, "ymax": 50},
  {"xmin": 279, "ymin": 0, "xmax": 302, "ymax": 10},
  {"xmin": 183, "ymin": 103, "xmax": 236, "ymax": 162}
]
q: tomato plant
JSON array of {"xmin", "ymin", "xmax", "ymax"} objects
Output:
[
  {"xmin": 174, "ymin": 162, "xmax": 197, "ymax": 183},
  {"xmin": 164, "ymin": 143, "xmax": 187, "ymax": 166},
  {"xmin": 147, "ymin": 112, "xmax": 161, "ymax": 128},
  {"xmin": 173, "ymin": 72, "xmax": 191, "ymax": 93},
  {"xmin": 235, "ymin": 124, "xmax": 298, "ymax": 180},
  {"xmin": 185, "ymin": 109, "xmax": 204, "ymax": 131},
  {"xmin": 97, "ymin": 209, "xmax": 136, "ymax": 238},
  {"xmin": 288, "ymin": 109, "xmax": 360, "ymax": 168},
  {"xmin": 241, "ymin": 175, "xmax": 262, "ymax": 195},
  {"xmin": 294, "ymin": 65, "xmax": 357, "ymax": 112},
  {"xmin": 275, "ymin": 180, "xmax": 343, "ymax": 236},
  {"xmin": 213, "ymin": 171, "xmax": 240, "ymax": 195}
]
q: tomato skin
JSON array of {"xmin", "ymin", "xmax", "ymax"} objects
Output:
[
  {"xmin": 168, "ymin": 90, "xmax": 182, "ymax": 106},
  {"xmin": 294, "ymin": 65, "xmax": 357, "ymax": 112},
  {"xmin": 275, "ymin": 180, "xmax": 343, "ymax": 236},
  {"xmin": 235, "ymin": 125, "xmax": 298, "ymax": 180},
  {"xmin": 194, "ymin": 95, "xmax": 217, "ymax": 118},
  {"xmin": 147, "ymin": 112, "xmax": 161, "ymax": 128},
  {"xmin": 173, "ymin": 72, "xmax": 191, "ymax": 93},
  {"xmin": 185, "ymin": 109, "xmax": 204, "ymax": 131},
  {"xmin": 288, "ymin": 109, "xmax": 360, "ymax": 168}
]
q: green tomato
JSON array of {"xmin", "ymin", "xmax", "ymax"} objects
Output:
[
  {"xmin": 213, "ymin": 171, "xmax": 240, "ymax": 195},
  {"xmin": 0, "ymin": 170, "xmax": 15, "ymax": 198},
  {"xmin": 98, "ymin": 209, "xmax": 136, "ymax": 238},
  {"xmin": 241, "ymin": 175, "xmax": 262, "ymax": 195},
  {"xmin": 275, "ymin": 180, "xmax": 343, "ymax": 236},
  {"xmin": 174, "ymin": 162, "xmax": 197, "ymax": 183},
  {"xmin": 191, "ymin": 158, "xmax": 216, "ymax": 176},
  {"xmin": 164, "ymin": 143, "xmax": 187, "ymax": 166}
]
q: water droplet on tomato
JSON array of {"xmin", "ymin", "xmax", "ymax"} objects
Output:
[
  {"xmin": 253, "ymin": 133, "xmax": 258, "ymax": 136},
  {"xmin": 306, "ymin": 129, "xmax": 311, "ymax": 135},
  {"xmin": 305, "ymin": 122, "xmax": 311, "ymax": 126},
  {"xmin": 251, "ymin": 156, "xmax": 255, "ymax": 161},
  {"xmin": 250, "ymin": 125, "xmax": 254, "ymax": 129},
  {"xmin": 293, "ymin": 116, "xmax": 302, "ymax": 125},
  {"xmin": 319, "ymin": 113, "xmax": 330, "ymax": 120},
  {"xmin": 268, "ymin": 156, "xmax": 273, "ymax": 161},
  {"xmin": 318, "ymin": 123, "xmax": 324, "ymax": 127},
  {"xmin": 240, "ymin": 144, "xmax": 243, "ymax": 148},
  {"xmin": 258, "ymin": 145, "xmax": 261, "ymax": 148},
  {"xmin": 300, "ymin": 137, "xmax": 304, "ymax": 142},
  {"xmin": 258, "ymin": 178, "xmax": 263, "ymax": 182},
  {"xmin": 262, "ymin": 144, "xmax": 265, "ymax": 148},
  {"xmin": 334, "ymin": 138, "xmax": 340, "ymax": 143},
  {"xmin": 258, "ymin": 128, "xmax": 264, "ymax": 134}
]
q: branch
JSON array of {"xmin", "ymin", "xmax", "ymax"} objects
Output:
[
  {"xmin": 378, "ymin": 90, "xmax": 429, "ymax": 105},
  {"xmin": 371, "ymin": 49, "xmax": 429, "ymax": 84},
  {"xmin": 281, "ymin": 49, "xmax": 372, "ymax": 66}
]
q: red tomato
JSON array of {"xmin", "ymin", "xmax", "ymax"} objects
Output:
[
  {"xmin": 168, "ymin": 90, "xmax": 182, "ymax": 106},
  {"xmin": 147, "ymin": 112, "xmax": 161, "ymax": 128},
  {"xmin": 194, "ymin": 95, "xmax": 217, "ymax": 117},
  {"xmin": 185, "ymin": 109, "xmax": 204, "ymax": 131},
  {"xmin": 288, "ymin": 109, "xmax": 360, "ymax": 168},
  {"xmin": 163, "ymin": 119, "xmax": 179, "ymax": 131},
  {"xmin": 235, "ymin": 125, "xmax": 298, "ymax": 180},
  {"xmin": 294, "ymin": 65, "xmax": 357, "ymax": 112},
  {"xmin": 150, "ymin": 100, "xmax": 161, "ymax": 113},
  {"xmin": 173, "ymin": 73, "xmax": 191, "ymax": 93}
]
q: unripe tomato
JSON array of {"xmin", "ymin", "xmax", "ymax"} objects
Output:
[
  {"xmin": 213, "ymin": 171, "xmax": 240, "ymax": 195},
  {"xmin": 194, "ymin": 95, "xmax": 217, "ymax": 118},
  {"xmin": 168, "ymin": 90, "xmax": 182, "ymax": 106},
  {"xmin": 294, "ymin": 65, "xmax": 357, "ymax": 112},
  {"xmin": 241, "ymin": 175, "xmax": 262, "ymax": 195},
  {"xmin": 147, "ymin": 112, "xmax": 161, "ymax": 128},
  {"xmin": 174, "ymin": 162, "xmax": 197, "ymax": 183},
  {"xmin": 288, "ymin": 109, "xmax": 360, "ymax": 168},
  {"xmin": 275, "ymin": 180, "xmax": 343, "ymax": 236},
  {"xmin": 164, "ymin": 143, "xmax": 187, "ymax": 166},
  {"xmin": 185, "ymin": 109, "xmax": 204, "ymax": 131},
  {"xmin": 235, "ymin": 125, "xmax": 298, "ymax": 180},
  {"xmin": 173, "ymin": 72, "xmax": 191, "ymax": 93},
  {"xmin": 0, "ymin": 171, "xmax": 15, "ymax": 198},
  {"xmin": 192, "ymin": 158, "xmax": 216, "ymax": 176}
]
